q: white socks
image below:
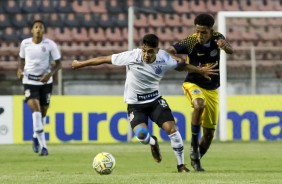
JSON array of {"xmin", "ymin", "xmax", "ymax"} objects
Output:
[
  {"xmin": 32, "ymin": 112, "xmax": 47, "ymax": 149},
  {"xmin": 37, "ymin": 131, "xmax": 47, "ymax": 149},
  {"xmin": 168, "ymin": 131, "xmax": 185, "ymax": 165},
  {"xmin": 33, "ymin": 116, "xmax": 47, "ymax": 138},
  {"xmin": 149, "ymin": 136, "xmax": 156, "ymax": 145}
]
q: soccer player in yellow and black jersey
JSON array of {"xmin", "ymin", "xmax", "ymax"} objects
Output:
[{"xmin": 166, "ymin": 13, "xmax": 233, "ymax": 171}]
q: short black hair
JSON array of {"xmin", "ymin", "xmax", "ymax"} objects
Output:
[
  {"xmin": 194, "ymin": 13, "xmax": 215, "ymax": 28},
  {"xmin": 142, "ymin": 34, "xmax": 159, "ymax": 48},
  {"xmin": 31, "ymin": 20, "xmax": 46, "ymax": 30}
]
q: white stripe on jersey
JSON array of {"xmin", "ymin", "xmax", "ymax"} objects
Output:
[
  {"xmin": 19, "ymin": 37, "xmax": 61, "ymax": 85},
  {"xmin": 112, "ymin": 48, "xmax": 178, "ymax": 104}
]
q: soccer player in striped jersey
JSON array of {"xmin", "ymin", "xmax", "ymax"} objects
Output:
[
  {"xmin": 17, "ymin": 20, "xmax": 61, "ymax": 156},
  {"xmin": 166, "ymin": 13, "xmax": 233, "ymax": 171},
  {"xmin": 72, "ymin": 34, "xmax": 218, "ymax": 172}
]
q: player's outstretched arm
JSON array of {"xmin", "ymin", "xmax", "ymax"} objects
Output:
[
  {"xmin": 183, "ymin": 63, "xmax": 219, "ymax": 80},
  {"xmin": 72, "ymin": 55, "xmax": 112, "ymax": 69}
]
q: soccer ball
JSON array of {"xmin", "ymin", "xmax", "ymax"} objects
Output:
[{"xmin": 92, "ymin": 152, "xmax": 116, "ymax": 175}]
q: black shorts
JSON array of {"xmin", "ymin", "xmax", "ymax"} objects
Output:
[
  {"xmin": 127, "ymin": 97, "xmax": 175, "ymax": 129},
  {"xmin": 23, "ymin": 83, "xmax": 53, "ymax": 106}
]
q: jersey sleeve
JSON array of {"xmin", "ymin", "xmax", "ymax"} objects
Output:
[
  {"xmin": 172, "ymin": 40, "xmax": 188, "ymax": 54},
  {"xmin": 49, "ymin": 40, "xmax": 61, "ymax": 61},
  {"xmin": 168, "ymin": 56, "xmax": 180, "ymax": 70},
  {"xmin": 172, "ymin": 35, "xmax": 196, "ymax": 55},
  {"xmin": 111, "ymin": 50, "xmax": 134, "ymax": 66},
  {"xmin": 157, "ymin": 49, "xmax": 179, "ymax": 71},
  {"xmin": 19, "ymin": 40, "xmax": 25, "ymax": 59}
]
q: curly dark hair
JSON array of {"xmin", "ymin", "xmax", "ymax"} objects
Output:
[{"xmin": 194, "ymin": 13, "xmax": 215, "ymax": 28}]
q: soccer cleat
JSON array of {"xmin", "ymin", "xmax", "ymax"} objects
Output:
[
  {"xmin": 190, "ymin": 147, "xmax": 205, "ymax": 171},
  {"xmin": 150, "ymin": 136, "xmax": 162, "ymax": 163},
  {"xmin": 191, "ymin": 159, "xmax": 205, "ymax": 172},
  {"xmin": 190, "ymin": 147, "xmax": 200, "ymax": 160},
  {"xmin": 32, "ymin": 137, "xmax": 39, "ymax": 153},
  {"xmin": 39, "ymin": 147, "xmax": 49, "ymax": 156},
  {"xmin": 177, "ymin": 164, "xmax": 190, "ymax": 173}
]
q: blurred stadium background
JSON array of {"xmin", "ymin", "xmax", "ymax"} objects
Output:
[{"xmin": 0, "ymin": 0, "xmax": 281, "ymax": 96}]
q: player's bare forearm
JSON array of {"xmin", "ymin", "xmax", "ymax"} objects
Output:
[
  {"xmin": 17, "ymin": 58, "xmax": 25, "ymax": 79},
  {"xmin": 40, "ymin": 60, "xmax": 62, "ymax": 83},
  {"xmin": 217, "ymin": 39, "xmax": 233, "ymax": 54},
  {"xmin": 223, "ymin": 44, "xmax": 233, "ymax": 54},
  {"xmin": 182, "ymin": 64, "xmax": 202, "ymax": 73},
  {"xmin": 18, "ymin": 58, "xmax": 25, "ymax": 70},
  {"xmin": 72, "ymin": 55, "xmax": 112, "ymax": 69},
  {"xmin": 165, "ymin": 46, "xmax": 178, "ymax": 55},
  {"xmin": 50, "ymin": 60, "xmax": 61, "ymax": 76},
  {"xmin": 165, "ymin": 46, "xmax": 184, "ymax": 62},
  {"xmin": 183, "ymin": 63, "xmax": 219, "ymax": 80}
]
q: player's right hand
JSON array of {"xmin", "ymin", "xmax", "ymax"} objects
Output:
[
  {"xmin": 71, "ymin": 60, "xmax": 81, "ymax": 69},
  {"xmin": 17, "ymin": 69, "xmax": 23, "ymax": 80},
  {"xmin": 200, "ymin": 63, "xmax": 219, "ymax": 80}
]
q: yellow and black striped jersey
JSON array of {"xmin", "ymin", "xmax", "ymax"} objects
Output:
[{"xmin": 173, "ymin": 32, "xmax": 225, "ymax": 90}]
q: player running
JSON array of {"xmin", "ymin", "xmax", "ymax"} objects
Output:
[
  {"xmin": 17, "ymin": 20, "xmax": 61, "ymax": 156},
  {"xmin": 72, "ymin": 34, "xmax": 218, "ymax": 172},
  {"xmin": 166, "ymin": 13, "xmax": 233, "ymax": 171}
]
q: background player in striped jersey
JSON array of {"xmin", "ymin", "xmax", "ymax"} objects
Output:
[
  {"xmin": 72, "ymin": 34, "xmax": 218, "ymax": 172},
  {"xmin": 166, "ymin": 13, "xmax": 233, "ymax": 171},
  {"xmin": 17, "ymin": 20, "xmax": 61, "ymax": 156}
]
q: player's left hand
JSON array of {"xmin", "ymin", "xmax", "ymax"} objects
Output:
[
  {"xmin": 40, "ymin": 73, "xmax": 51, "ymax": 83},
  {"xmin": 200, "ymin": 63, "xmax": 219, "ymax": 80},
  {"xmin": 216, "ymin": 39, "xmax": 229, "ymax": 50},
  {"xmin": 17, "ymin": 68, "xmax": 23, "ymax": 80}
]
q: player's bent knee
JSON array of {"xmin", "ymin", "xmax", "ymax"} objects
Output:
[
  {"xmin": 135, "ymin": 126, "xmax": 150, "ymax": 144},
  {"xmin": 135, "ymin": 126, "xmax": 148, "ymax": 139},
  {"xmin": 207, "ymin": 133, "xmax": 214, "ymax": 141},
  {"xmin": 169, "ymin": 126, "xmax": 178, "ymax": 134},
  {"xmin": 204, "ymin": 130, "xmax": 215, "ymax": 141},
  {"xmin": 162, "ymin": 121, "xmax": 177, "ymax": 135}
]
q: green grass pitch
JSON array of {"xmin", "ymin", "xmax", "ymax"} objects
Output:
[{"xmin": 0, "ymin": 141, "xmax": 282, "ymax": 184}]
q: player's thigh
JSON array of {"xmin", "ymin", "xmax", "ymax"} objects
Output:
[
  {"xmin": 24, "ymin": 84, "xmax": 41, "ymax": 111},
  {"xmin": 27, "ymin": 99, "xmax": 41, "ymax": 112},
  {"xmin": 127, "ymin": 104, "xmax": 148, "ymax": 129},
  {"xmin": 24, "ymin": 84, "xmax": 41, "ymax": 102},
  {"xmin": 202, "ymin": 89, "xmax": 218, "ymax": 129},
  {"xmin": 182, "ymin": 82, "xmax": 205, "ymax": 106}
]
